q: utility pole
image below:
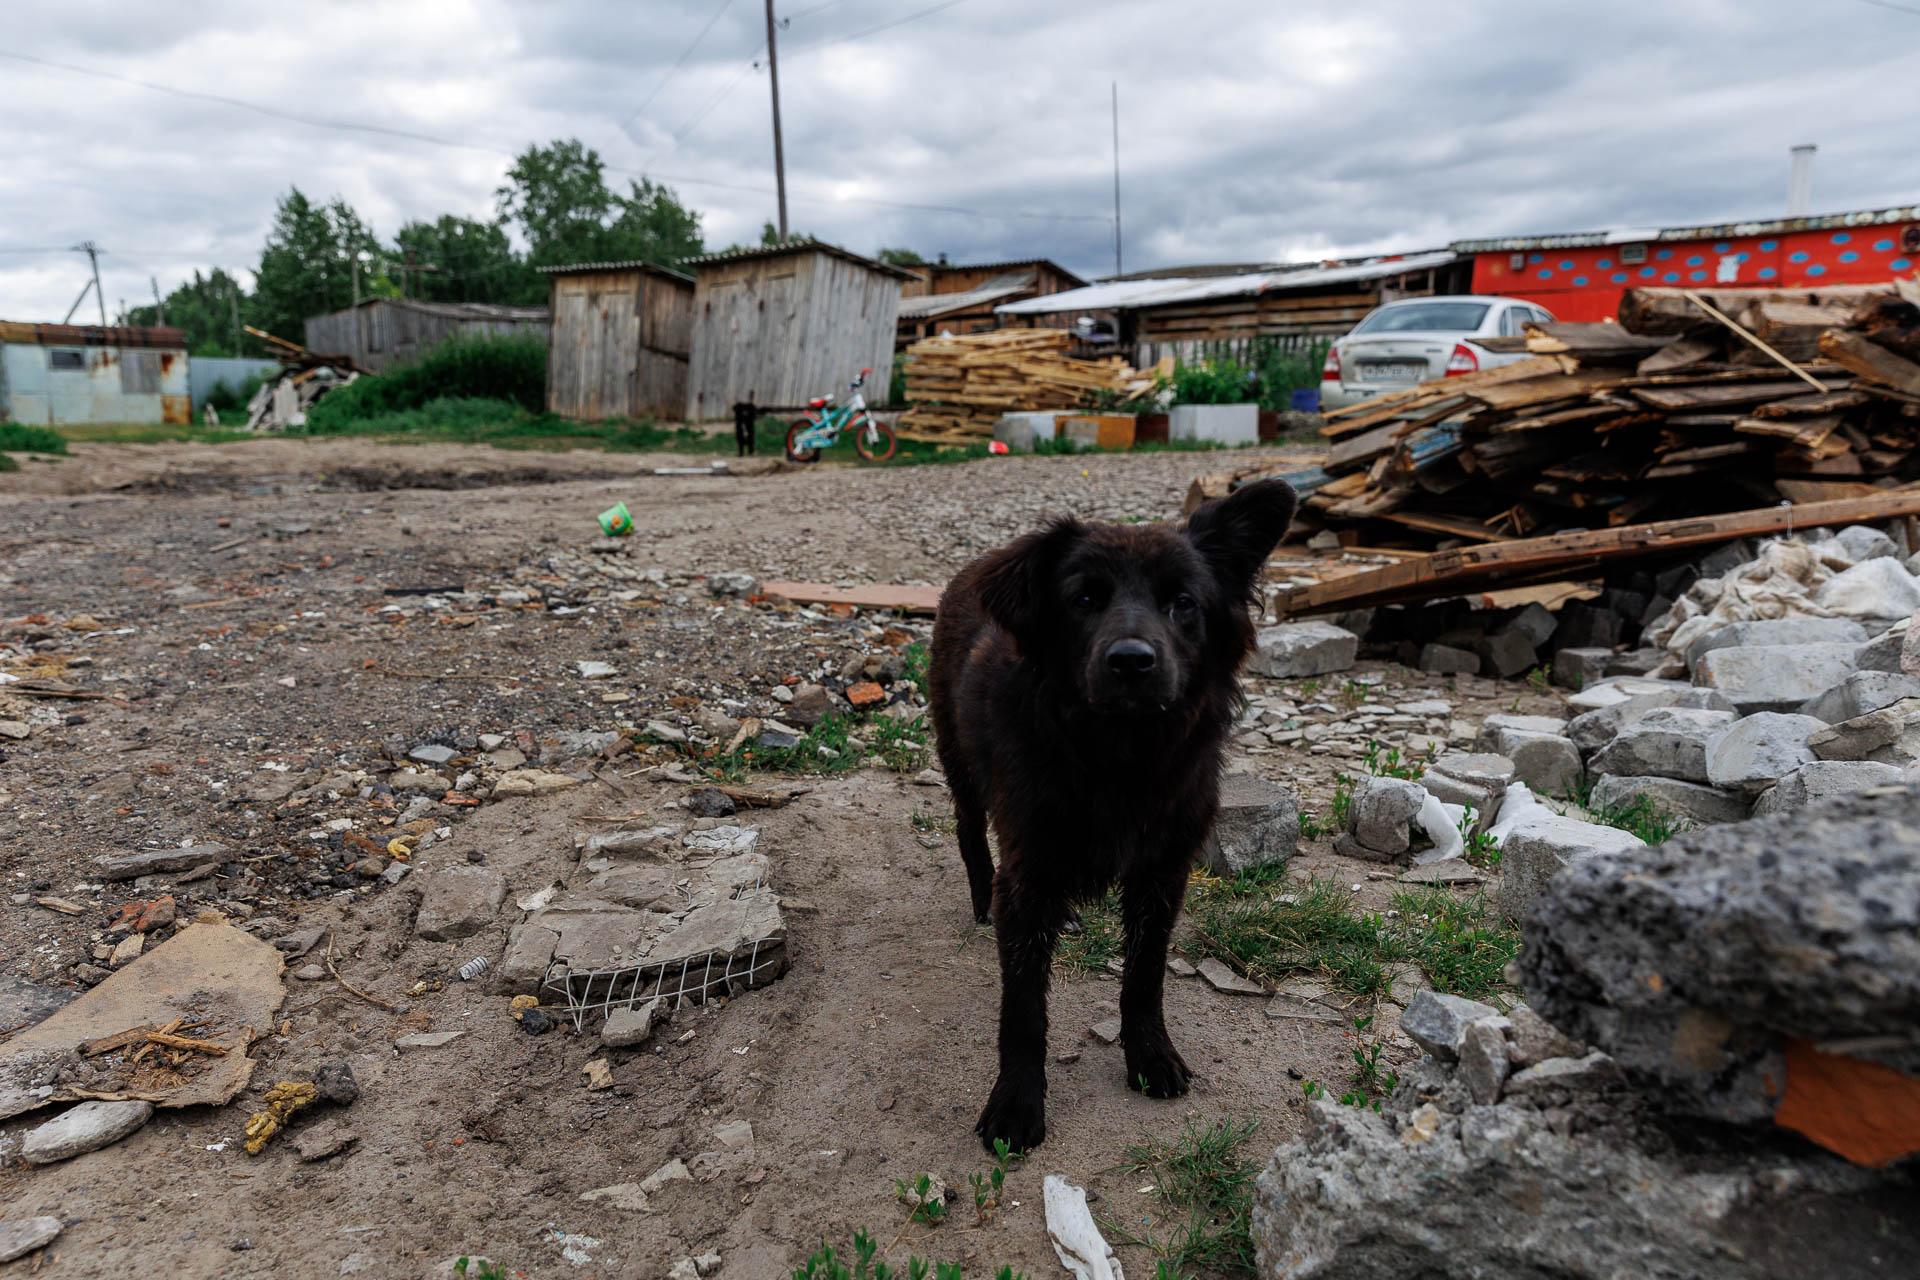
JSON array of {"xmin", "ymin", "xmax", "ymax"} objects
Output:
[
  {"xmin": 1111, "ymin": 82, "xmax": 1123, "ymax": 277},
  {"xmin": 764, "ymin": 0, "xmax": 789, "ymax": 241},
  {"xmin": 151, "ymin": 276, "xmax": 166, "ymax": 328},
  {"xmin": 230, "ymin": 280, "xmax": 242, "ymax": 352},
  {"xmin": 75, "ymin": 241, "xmax": 107, "ymax": 328}
]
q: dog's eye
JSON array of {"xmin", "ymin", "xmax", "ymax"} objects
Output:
[
  {"xmin": 1170, "ymin": 593, "xmax": 1198, "ymax": 615},
  {"xmin": 1074, "ymin": 592, "xmax": 1098, "ymax": 610}
]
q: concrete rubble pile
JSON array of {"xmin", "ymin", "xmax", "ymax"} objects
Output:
[{"xmin": 1251, "ymin": 787, "xmax": 1920, "ymax": 1279}]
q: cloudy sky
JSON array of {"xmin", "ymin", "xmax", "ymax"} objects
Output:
[{"xmin": 3, "ymin": 0, "xmax": 1919, "ymax": 320}]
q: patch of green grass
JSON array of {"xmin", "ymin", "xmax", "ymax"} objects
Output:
[
  {"xmin": 1054, "ymin": 890, "xmax": 1123, "ymax": 973},
  {"xmin": 1570, "ymin": 778, "xmax": 1684, "ymax": 845},
  {"xmin": 305, "ymin": 332, "xmax": 547, "ymax": 431},
  {"xmin": 1182, "ymin": 873, "xmax": 1518, "ymax": 1003},
  {"xmin": 1361, "ymin": 739, "xmax": 1431, "ymax": 781},
  {"xmin": 50, "ymin": 422, "xmax": 254, "ymax": 445},
  {"xmin": 900, "ymin": 641, "xmax": 930, "ymax": 694},
  {"xmin": 1112, "ymin": 1119, "xmax": 1262, "ymax": 1277},
  {"xmin": 0, "ymin": 422, "xmax": 68, "ymax": 453},
  {"xmin": 794, "ymin": 1231, "xmax": 1026, "ymax": 1280},
  {"xmin": 699, "ymin": 710, "xmax": 930, "ymax": 780},
  {"xmin": 1299, "ymin": 773, "xmax": 1356, "ymax": 840},
  {"xmin": 910, "ymin": 808, "xmax": 956, "ymax": 836},
  {"xmin": 0, "ymin": 453, "xmax": 15, "ymax": 472},
  {"xmin": 452, "ymin": 1260, "xmax": 511, "ymax": 1280}
]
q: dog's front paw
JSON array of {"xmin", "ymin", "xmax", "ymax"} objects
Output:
[
  {"xmin": 975, "ymin": 1071, "xmax": 1046, "ymax": 1153},
  {"xmin": 1125, "ymin": 1036, "xmax": 1193, "ymax": 1099}
]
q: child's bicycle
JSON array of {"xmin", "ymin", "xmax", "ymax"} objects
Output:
[{"xmin": 784, "ymin": 367, "xmax": 896, "ymax": 463}]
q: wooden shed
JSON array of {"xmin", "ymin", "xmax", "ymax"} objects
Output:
[
  {"xmin": 302, "ymin": 298, "xmax": 549, "ymax": 373},
  {"xmin": 541, "ymin": 262, "xmax": 695, "ymax": 421},
  {"xmin": 683, "ymin": 240, "xmax": 910, "ymax": 420}
]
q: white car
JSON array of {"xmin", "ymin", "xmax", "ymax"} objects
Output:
[{"xmin": 1319, "ymin": 295, "xmax": 1554, "ymax": 410}]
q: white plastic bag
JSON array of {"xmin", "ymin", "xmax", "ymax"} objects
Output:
[{"xmin": 1043, "ymin": 1175, "xmax": 1124, "ymax": 1280}]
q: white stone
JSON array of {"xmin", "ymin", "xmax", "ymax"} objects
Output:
[
  {"xmin": 1704, "ymin": 712, "xmax": 1827, "ymax": 794},
  {"xmin": 21, "ymin": 1100, "xmax": 154, "ymax": 1164},
  {"xmin": 1248, "ymin": 622, "xmax": 1360, "ymax": 678}
]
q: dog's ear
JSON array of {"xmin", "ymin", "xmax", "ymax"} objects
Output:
[
  {"xmin": 976, "ymin": 517, "xmax": 1084, "ymax": 644},
  {"xmin": 1185, "ymin": 478, "xmax": 1297, "ymax": 602}
]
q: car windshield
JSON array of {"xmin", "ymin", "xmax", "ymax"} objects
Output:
[{"xmin": 1352, "ymin": 302, "xmax": 1492, "ymax": 334}]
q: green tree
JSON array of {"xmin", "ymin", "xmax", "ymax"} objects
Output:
[
  {"xmin": 251, "ymin": 189, "xmax": 387, "ymax": 344},
  {"xmin": 392, "ymin": 215, "xmax": 536, "ymax": 305},
  {"xmin": 877, "ymin": 246, "xmax": 925, "ymax": 266},
  {"xmin": 123, "ymin": 268, "xmax": 252, "ymax": 356},
  {"xmin": 497, "ymin": 139, "xmax": 703, "ymax": 274}
]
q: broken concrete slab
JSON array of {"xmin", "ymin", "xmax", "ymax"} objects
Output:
[
  {"xmin": 0, "ymin": 1217, "xmax": 62, "ymax": 1264},
  {"xmin": 0, "ymin": 921, "xmax": 284, "ymax": 1113},
  {"xmin": 1704, "ymin": 712, "xmax": 1826, "ymax": 794},
  {"xmin": 1419, "ymin": 753, "xmax": 1514, "ymax": 828},
  {"xmin": 1684, "ymin": 617, "xmax": 1868, "ymax": 675},
  {"xmin": 0, "ymin": 977, "xmax": 75, "ymax": 1033},
  {"xmin": 1348, "ymin": 776, "xmax": 1426, "ymax": 856},
  {"xmin": 1551, "ymin": 647, "xmax": 1612, "ymax": 690},
  {"xmin": 1589, "ymin": 706, "xmax": 1736, "ymax": 783},
  {"xmin": 1752, "ymin": 760, "xmax": 1905, "ymax": 815},
  {"xmin": 1494, "ymin": 731, "xmax": 1583, "ymax": 797},
  {"xmin": 1568, "ymin": 686, "xmax": 1734, "ymax": 754},
  {"xmin": 1197, "ymin": 957, "xmax": 1266, "ymax": 996},
  {"xmin": 1587, "ymin": 775, "xmax": 1749, "ymax": 827},
  {"xmin": 601, "ymin": 999, "xmax": 666, "ymax": 1048},
  {"xmin": 1458, "ymin": 1018, "xmax": 1511, "ymax": 1105},
  {"xmin": 492, "ymin": 769, "xmax": 583, "ymax": 796},
  {"xmin": 1200, "ymin": 772, "xmax": 1299, "ymax": 877},
  {"xmin": 95, "ymin": 843, "xmax": 225, "ymax": 882},
  {"xmin": 1694, "ymin": 642, "xmax": 1862, "ymax": 715},
  {"xmin": 1400, "ymin": 990, "xmax": 1498, "ymax": 1062},
  {"xmin": 414, "ymin": 866, "xmax": 507, "ymax": 941},
  {"xmin": 1498, "ymin": 814, "xmax": 1646, "ymax": 921},
  {"xmin": 1565, "ymin": 675, "xmax": 1690, "ymax": 714},
  {"xmin": 1798, "ymin": 670, "xmax": 1920, "ymax": 724},
  {"xmin": 1248, "ymin": 621, "xmax": 1359, "ymax": 678},
  {"xmin": 1472, "ymin": 629, "xmax": 1536, "ymax": 679},
  {"xmin": 1516, "ymin": 785, "xmax": 1920, "ymax": 1137},
  {"xmin": 395, "ymin": 1030, "xmax": 466, "ymax": 1051},
  {"xmin": 1809, "ymin": 697, "xmax": 1920, "ymax": 765},
  {"xmin": 21, "ymin": 1099, "xmax": 154, "ymax": 1164},
  {"xmin": 293, "ymin": 1119, "xmax": 358, "ymax": 1161}
]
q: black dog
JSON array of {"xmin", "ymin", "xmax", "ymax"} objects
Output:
[{"xmin": 928, "ymin": 479, "xmax": 1297, "ymax": 1151}]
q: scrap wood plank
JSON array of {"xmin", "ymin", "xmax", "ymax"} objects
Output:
[
  {"xmin": 758, "ymin": 582, "xmax": 943, "ymax": 614},
  {"xmin": 1319, "ymin": 356, "xmax": 1574, "ymax": 434},
  {"xmin": 1378, "ymin": 511, "xmax": 1515, "ymax": 542},
  {"xmin": 1271, "ymin": 491, "xmax": 1920, "ymax": 617},
  {"xmin": 1818, "ymin": 330, "xmax": 1920, "ymax": 396}
]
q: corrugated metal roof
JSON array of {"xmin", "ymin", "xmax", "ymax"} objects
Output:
[
  {"xmin": 995, "ymin": 251, "xmax": 1459, "ymax": 316},
  {"xmin": 680, "ymin": 237, "xmax": 918, "ymax": 280},
  {"xmin": 920, "ymin": 258, "xmax": 1087, "ymax": 285},
  {"xmin": 1451, "ymin": 204, "xmax": 1920, "ymax": 253},
  {"xmin": 537, "ymin": 260, "xmax": 695, "ymax": 284},
  {"xmin": 897, "ymin": 270, "xmax": 1037, "ymax": 319},
  {"xmin": 0, "ymin": 320, "xmax": 187, "ymax": 350}
]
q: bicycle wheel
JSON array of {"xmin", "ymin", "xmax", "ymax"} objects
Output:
[
  {"xmin": 785, "ymin": 419, "xmax": 822, "ymax": 463},
  {"xmin": 853, "ymin": 416, "xmax": 896, "ymax": 462}
]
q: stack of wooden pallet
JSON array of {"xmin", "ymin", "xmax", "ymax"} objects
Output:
[
  {"xmin": 1273, "ymin": 281, "xmax": 1920, "ymax": 545},
  {"xmin": 897, "ymin": 329, "xmax": 1149, "ymax": 442}
]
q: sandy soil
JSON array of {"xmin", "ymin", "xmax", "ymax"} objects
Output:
[{"xmin": 0, "ymin": 438, "xmax": 1566, "ymax": 1279}]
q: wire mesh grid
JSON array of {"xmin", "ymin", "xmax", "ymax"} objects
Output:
[{"xmin": 538, "ymin": 879, "xmax": 784, "ymax": 1033}]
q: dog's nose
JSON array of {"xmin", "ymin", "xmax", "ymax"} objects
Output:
[{"xmin": 1105, "ymin": 638, "xmax": 1157, "ymax": 676}]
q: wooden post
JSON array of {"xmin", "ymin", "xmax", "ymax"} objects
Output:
[{"xmin": 764, "ymin": 0, "xmax": 788, "ymax": 241}]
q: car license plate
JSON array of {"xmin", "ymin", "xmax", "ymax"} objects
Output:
[{"xmin": 1361, "ymin": 361, "xmax": 1426, "ymax": 382}]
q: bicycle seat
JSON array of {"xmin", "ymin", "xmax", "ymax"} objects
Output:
[{"xmin": 808, "ymin": 396, "xmax": 830, "ymax": 409}]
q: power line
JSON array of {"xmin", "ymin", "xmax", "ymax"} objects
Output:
[
  {"xmin": 0, "ymin": 41, "xmax": 1106, "ymax": 225},
  {"xmin": 1850, "ymin": 0, "xmax": 1920, "ymax": 15},
  {"xmin": 625, "ymin": 0, "xmax": 738, "ymax": 128},
  {"xmin": 784, "ymin": 0, "xmax": 976, "ymax": 55}
]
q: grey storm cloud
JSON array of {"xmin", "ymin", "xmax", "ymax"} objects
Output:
[{"xmin": 2, "ymin": 0, "xmax": 1918, "ymax": 320}]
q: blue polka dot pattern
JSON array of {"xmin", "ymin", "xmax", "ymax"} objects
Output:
[
  {"xmin": 1839, "ymin": 251, "xmax": 1859, "ymax": 263},
  {"xmin": 1807, "ymin": 264, "xmax": 1827, "ymax": 277},
  {"xmin": 1573, "ymin": 276, "xmax": 1589, "ymax": 286},
  {"xmin": 1789, "ymin": 251, "xmax": 1810, "ymax": 263},
  {"xmin": 1875, "ymin": 239, "xmax": 1895, "ymax": 252},
  {"xmin": 1537, "ymin": 268, "xmax": 1553, "ymax": 279},
  {"xmin": 1596, "ymin": 258, "xmax": 1611, "ymax": 269},
  {"xmin": 1735, "ymin": 252, "xmax": 1749, "ymax": 263},
  {"xmin": 1639, "ymin": 267, "xmax": 1656, "ymax": 278},
  {"xmin": 1559, "ymin": 259, "xmax": 1574, "ymax": 270},
  {"xmin": 1610, "ymin": 272, "xmax": 1628, "ymax": 284},
  {"xmin": 1760, "ymin": 240, "xmax": 1778, "ymax": 251},
  {"xmin": 1832, "ymin": 232, "xmax": 1851, "ymax": 244},
  {"xmin": 1529, "ymin": 254, "xmax": 1543, "ymax": 264},
  {"xmin": 1714, "ymin": 242, "xmax": 1731, "ymax": 253},
  {"xmin": 1758, "ymin": 267, "xmax": 1778, "ymax": 279},
  {"xmin": 1894, "ymin": 258, "xmax": 1914, "ymax": 271},
  {"xmin": 1663, "ymin": 271, "xmax": 1680, "ymax": 282},
  {"xmin": 1656, "ymin": 248, "xmax": 1673, "ymax": 259},
  {"xmin": 1688, "ymin": 270, "xmax": 1706, "ymax": 281},
  {"xmin": 1686, "ymin": 255, "xmax": 1703, "ymax": 266}
]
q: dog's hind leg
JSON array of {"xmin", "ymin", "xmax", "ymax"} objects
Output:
[
  {"xmin": 1119, "ymin": 860, "xmax": 1194, "ymax": 1098},
  {"xmin": 975, "ymin": 860, "xmax": 1068, "ymax": 1153}
]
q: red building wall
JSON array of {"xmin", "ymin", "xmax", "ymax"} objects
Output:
[{"xmin": 1470, "ymin": 217, "xmax": 1919, "ymax": 322}]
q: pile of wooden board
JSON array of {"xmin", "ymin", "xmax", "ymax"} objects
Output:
[
  {"xmin": 1254, "ymin": 281, "xmax": 1920, "ymax": 546},
  {"xmin": 897, "ymin": 330, "xmax": 1151, "ymax": 442}
]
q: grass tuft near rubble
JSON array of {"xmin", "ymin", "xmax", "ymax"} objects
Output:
[
  {"xmin": 0, "ymin": 422, "xmax": 69, "ymax": 453},
  {"xmin": 1182, "ymin": 870, "xmax": 1517, "ymax": 1003},
  {"xmin": 1111, "ymin": 1118, "xmax": 1263, "ymax": 1277}
]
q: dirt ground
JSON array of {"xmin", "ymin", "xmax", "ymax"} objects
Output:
[{"xmin": 0, "ymin": 438, "xmax": 1567, "ymax": 1279}]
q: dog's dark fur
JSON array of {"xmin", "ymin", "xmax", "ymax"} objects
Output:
[{"xmin": 929, "ymin": 479, "xmax": 1298, "ymax": 1151}]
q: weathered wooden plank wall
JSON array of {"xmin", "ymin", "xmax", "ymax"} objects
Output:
[
  {"xmin": 546, "ymin": 268, "xmax": 693, "ymax": 420},
  {"xmin": 684, "ymin": 250, "xmax": 900, "ymax": 420},
  {"xmin": 304, "ymin": 300, "xmax": 549, "ymax": 374}
]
